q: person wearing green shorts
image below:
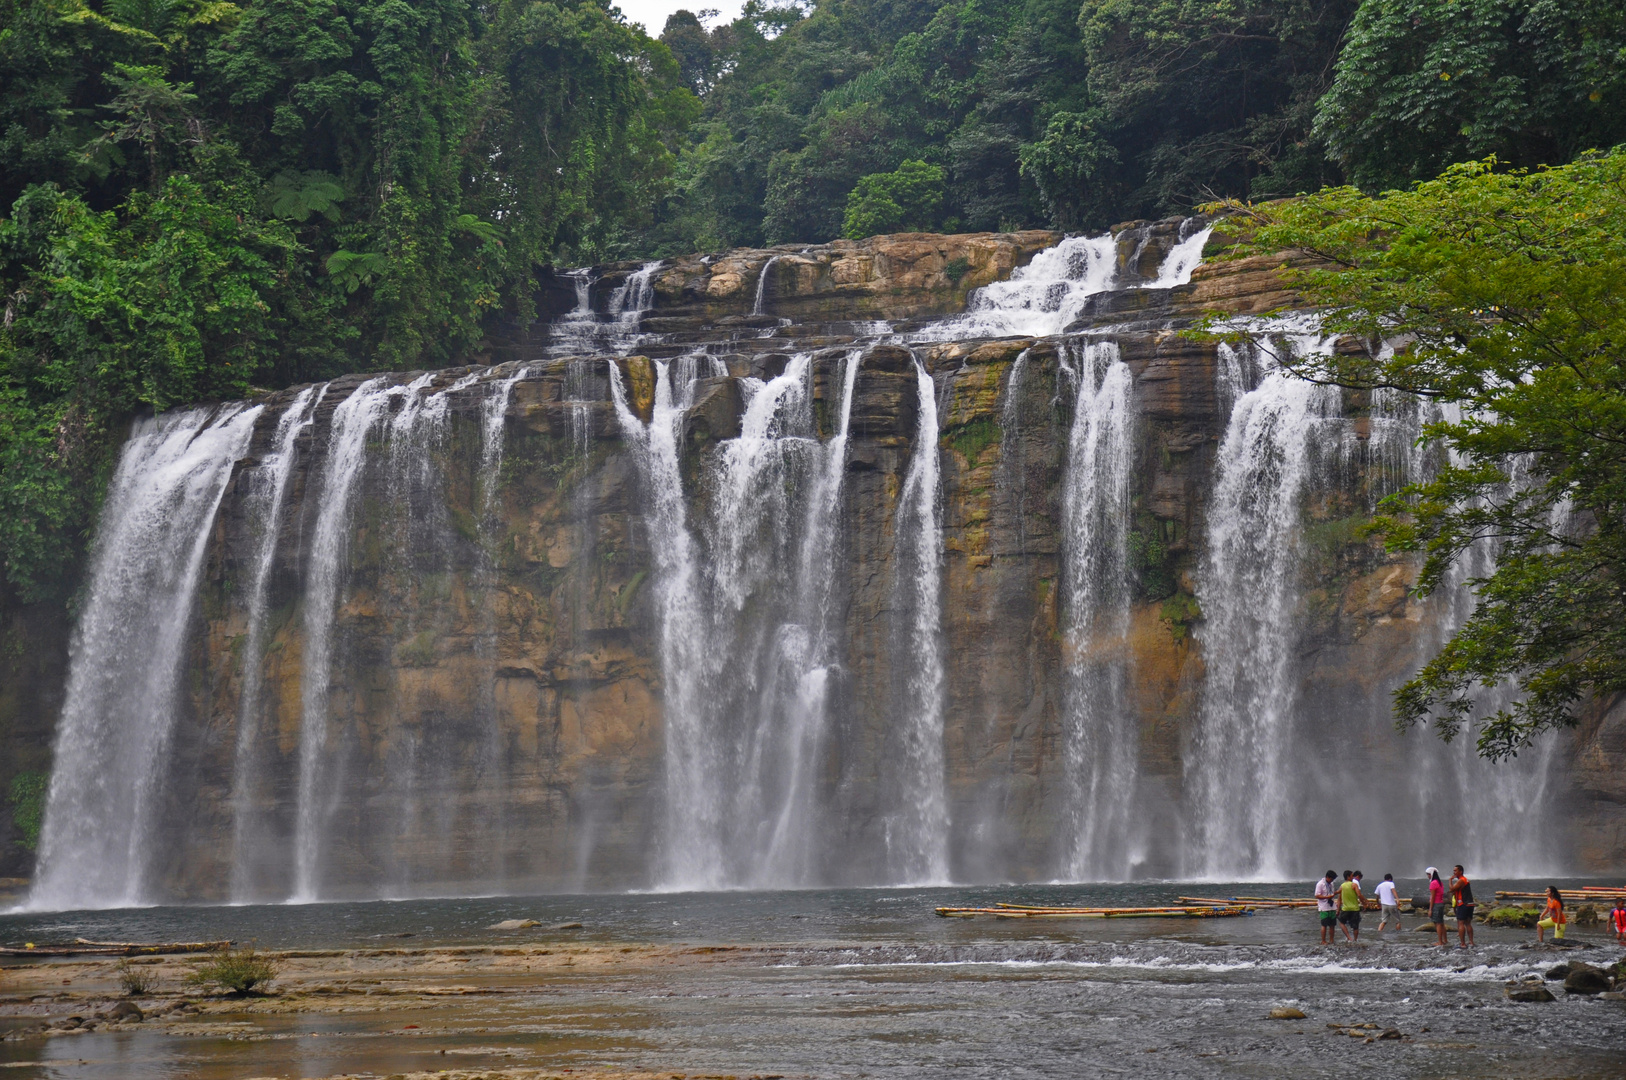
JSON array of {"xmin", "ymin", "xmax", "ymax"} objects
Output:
[{"xmin": 1315, "ymin": 870, "xmax": 1338, "ymax": 944}]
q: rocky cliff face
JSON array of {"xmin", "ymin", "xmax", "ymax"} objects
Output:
[{"xmin": 18, "ymin": 222, "xmax": 1620, "ymax": 907}]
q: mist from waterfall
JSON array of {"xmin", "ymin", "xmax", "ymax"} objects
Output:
[
  {"xmin": 30, "ymin": 404, "xmax": 262, "ymax": 910},
  {"xmin": 1056, "ymin": 340, "xmax": 1139, "ymax": 881},
  {"xmin": 1402, "ymin": 425, "xmax": 1565, "ymax": 877}
]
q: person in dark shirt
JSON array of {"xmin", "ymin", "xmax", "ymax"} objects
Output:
[{"xmin": 1448, "ymin": 864, "xmax": 1475, "ymax": 948}]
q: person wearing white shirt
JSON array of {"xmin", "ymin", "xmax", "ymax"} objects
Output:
[
  {"xmin": 1314, "ymin": 870, "xmax": 1338, "ymax": 944},
  {"xmin": 1374, "ymin": 873, "xmax": 1403, "ymax": 931}
]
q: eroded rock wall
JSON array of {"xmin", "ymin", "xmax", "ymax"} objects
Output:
[{"xmin": 16, "ymin": 222, "xmax": 1620, "ymax": 900}]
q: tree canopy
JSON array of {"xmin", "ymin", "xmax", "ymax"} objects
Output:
[
  {"xmin": 0, "ymin": 0, "xmax": 696, "ymax": 599},
  {"xmin": 1208, "ymin": 150, "xmax": 1626, "ymax": 759}
]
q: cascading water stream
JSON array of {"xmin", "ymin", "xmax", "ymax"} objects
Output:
[
  {"xmin": 229, "ymin": 385, "xmax": 324, "ymax": 902},
  {"xmin": 612, "ymin": 350, "xmax": 870, "ymax": 887},
  {"xmin": 609, "ymin": 356, "xmax": 716, "ymax": 886},
  {"xmin": 1402, "ymin": 424, "xmax": 1563, "ymax": 876},
  {"xmin": 1056, "ymin": 341, "xmax": 1139, "ymax": 881},
  {"xmin": 1188, "ymin": 337, "xmax": 1341, "ymax": 880},
  {"xmin": 752, "ymin": 255, "xmax": 781, "ymax": 316},
  {"xmin": 910, "ymin": 234, "xmax": 1119, "ymax": 341},
  {"xmin": 1143, "ymin": 224, "xmax": 1214, "ymax": 288},
  {"xmin": 30, "ymin": 404, "xmax": 262, "ymax": 910},
  {"xmin": 887, "ymin": 359, "xmax": 950, "ymax": 884},
  {"xmin": 292, "ymin": 378, "xmax": 398, "ymax": 901}
]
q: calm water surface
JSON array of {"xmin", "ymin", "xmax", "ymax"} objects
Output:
[{"xmin": 3, "ymin": 882, "xmax": 1624, "ymax": 1079}]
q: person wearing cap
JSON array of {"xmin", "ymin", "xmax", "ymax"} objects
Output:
[{"xmin": 1427, "ymin": 867, "xmax": 1448, "ymax": 947}]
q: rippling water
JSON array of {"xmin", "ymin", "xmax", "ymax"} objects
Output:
[{"xmin": 3, "ymin": 882, "xmax": 1624, "ymax": 1079}]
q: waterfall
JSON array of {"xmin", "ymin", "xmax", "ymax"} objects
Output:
[
  {"xmin": 752, "ymin": 255, "xmax": 781, "ymax": 316},
  {"xmin": 607, "ymin": 261, "xmax": 662, "ymax": 350},
  {"xmin": 887, "ymin": 359, "xmax": 950, "ymax": 883},
  {"xmin": 1188, "ymin": 338, "xmax": 1341, "ymax": 880},
  {"xmin": 609, "ymin": 357, "xmax": 714, "ymax": 885},
  {"xmin": 292, "ymin": 378, "xmax": 397, "ymax": 901},
  {"xmin": 29, "ymin": 404, "xmax": 262, "ymax": 910},
  {"xmin": 472, "ymin": 368, "xmax": 527, "ymax": 887},
  {"xmin": 229, "ymin": 385, "xmax": 324, "ymax": 902},
  {"xmin": 480, "ymin": 367, "xmax": 526, "ymax": 497},
  {"xmin": 1142, "ymin": 223, "xmax": 1214, "ymax": 288},
  {"xmin": 548, "ymin": 262, "xmax": 659, "ymax": 356},
  {"xmin": 550, "ymin": 270, "xmax": 599, "ymax": 352},
  {"xmin": 611, "ymin": 351, "xmax": 867, "ymax": 888},
  {"xmin": 1401, "ymin": 430, "xmax": 1563, "ymax": 876},
  {"xmin": 1057, "ymin": 341, "xmax": 1139, "ymax": 881},
  {"xmin": 565, "ymin": 360, "xmax": 596, "ymax": 457},
  {"xmin": 911, "ymin": 235, "xmax": 1119, "ymax": 341},
  {"xmin": 996, "ymin": 349, "xmax": 1033, "ymax": 557}
]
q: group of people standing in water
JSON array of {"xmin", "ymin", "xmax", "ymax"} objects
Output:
[
  {"xmin": 1314, "ymin": 865, "xmax": 1477, "ymax": 947},
  {"xmin": 1314, "ymin": 868, "xmax": 1626, "ymax": 946}
]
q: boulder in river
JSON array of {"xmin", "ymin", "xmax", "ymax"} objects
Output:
[
  {"xmin": 1563, "ymin": 963, "xmax": 1612, "ymax": 995},
  {"xmin": 1268, "ymin": 1007, "xmax": 1306, "ymax": 1020},
  {"xmin": 104, "ymin": 1001, "xmax": 143, "ymax": 1022},
  {"xmin": 487, "ymin": 919, "xmax": 540, "ymax": 930}
]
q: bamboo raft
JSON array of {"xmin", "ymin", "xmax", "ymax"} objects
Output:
[
  {"xmin": 936, "ymin": 901, "xmax": 1256, "ymax": 919},
  {"xmin": 1495, "ymin": 887, "xmax": 1626, "ymax": 902},
  {"xmin": 0, "ymin": 938, "xmax": 231, "ymax": 958}
]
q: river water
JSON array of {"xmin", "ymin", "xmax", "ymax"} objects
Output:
[{"xmin": 3, "ymin": 883, "xmax": 1624, "ymax": 1079}]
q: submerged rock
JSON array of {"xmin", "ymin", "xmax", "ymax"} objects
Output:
[
  {"xmin": 487, "ymin": 919, "xmax": 539, "ymax": 931},
  {"xmin": 1505, "ymin": 982, "xmax": 1557, "ymax": 1003}
]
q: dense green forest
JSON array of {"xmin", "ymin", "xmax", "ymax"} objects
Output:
[{"xmin": 1, "ymin": 0, "xmax": 1624, "ymax": 602}]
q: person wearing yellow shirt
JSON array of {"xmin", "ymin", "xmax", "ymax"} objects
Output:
[{"xmin": 1337, "ymin": 869, "xmax": 1364, "ymax": 943}]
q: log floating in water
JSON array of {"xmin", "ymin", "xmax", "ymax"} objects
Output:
[
  {"xmin": 0, "ymin": 939, "xmax": 230, "ymax": 957},
  {"xmin": 936, "ymin": 905, "xmax": 1255, "ymax": 919}
]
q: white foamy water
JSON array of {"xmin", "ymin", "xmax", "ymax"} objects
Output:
[
  {"xmin": 230, "ymin": 386, "xmax": 323, "ymax": 902},
  {"xmin": 30, "ymin": 403, "xmax": 262, "ymax": 910},
  {"xmin": 911, "ymin": 235, "xmax": 1119, "ymax": 340},
  {"xmin": 1057, "ymin": 340, "xmax": 1139, "ymax": 881}
]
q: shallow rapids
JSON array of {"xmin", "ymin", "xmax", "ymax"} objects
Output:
[{"xmin": 4, "ymin": 885, "xmax": 1625, "ymax": 1078}]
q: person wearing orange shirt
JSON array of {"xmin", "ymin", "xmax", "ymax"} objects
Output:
[{"xmin": 1537, "ymin": 885, "xmax": 1566, "ymax": 942}]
